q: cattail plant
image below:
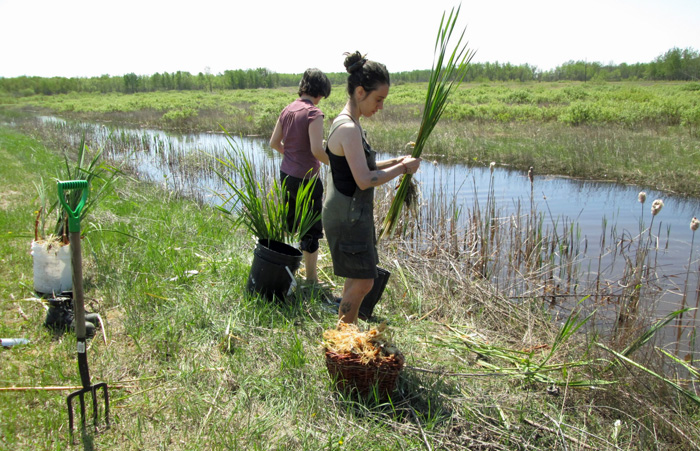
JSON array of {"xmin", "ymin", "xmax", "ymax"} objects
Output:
[
  {"xmin": 638, "ymin": 191, "xmax": 646, "ymax": 235},
  {"xmin": 648, "ymin": 199, "xmax": 664, "ymax": 250},
  {"xmin": 525, "ymin": 166, "xmax": 537, "ymax": 266},
  {"xmin": 618, "ymin": 197, "xmax": 665, "ymax": 326},
  {"xmin": 682, "ymin": 217, "xmax": 699, "ymax": 306},
  {"xmin": 678, "ymin": 217, "xmax": 700, "ymax": 346},
  {"xmin": 692, "ymin": 217, "xmax": 700, "ymax": 364},
  {"xmin": 378, "ymin": 5, "xmax": 475, "ymax": 240},
  {"xmin": 36, "ymin": 135, "xmax": 121, "ymax": 245}
]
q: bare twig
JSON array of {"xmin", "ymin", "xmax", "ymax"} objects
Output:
[
  {"xmin": 406, "ymin": 366, "xmax": 512, "ymax": 378},
  {"xmin": 197, "ymin": 380, "xmax": 225, "ymax": 440},
  {"xmin": 0, "ymin": 385, "xmax": 127, "ymax": 391},
  {"xmin": 17, "ymin": 305, "xmax": 29, "ymax": 321},
  {"xmin": 417, "ymin": 307, "xmax": 439, "ymax": 321},
  {"xmin": 410, "ymin": 408, "xmax": 433, "ymax": 451},
  {"xmin": 523, "ymin": 417, "xmax": 593, "ymax": 449}
]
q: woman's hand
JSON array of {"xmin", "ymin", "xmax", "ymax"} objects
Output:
[{"xmin": 400, "ymin": 156, "xmax": 421, "ymax": 174}]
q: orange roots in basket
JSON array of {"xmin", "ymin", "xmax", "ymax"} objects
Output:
[{"xmin": 323, "ymin": 322, "xmax": 404, "ymax": 398}]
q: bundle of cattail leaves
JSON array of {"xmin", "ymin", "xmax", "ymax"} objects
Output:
[{"xmin": 379, "ymin": 5, "xmax": 475, "ymax": 240}]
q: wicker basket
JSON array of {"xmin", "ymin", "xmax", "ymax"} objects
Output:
[{"xmin": 325, "ymin": 349, "xmax": 404, "ymax": 399}]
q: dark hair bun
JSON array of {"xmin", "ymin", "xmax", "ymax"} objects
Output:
[
  {"xmin": 342, "ymin": 50, "xmax": 390, "ymax": 97},
  {"xmin": 344, "ymin": 51, "xmax": 367, "ymax": 74}
]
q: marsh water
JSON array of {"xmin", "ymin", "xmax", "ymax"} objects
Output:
[{"xmin": 24, "ymin": 116, "xmax": 700, "ymax": 357}]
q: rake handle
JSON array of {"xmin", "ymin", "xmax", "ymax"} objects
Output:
[
  {"xmin": 70, "ymin": 230, "xmax": 91, "ymax": 388},
  {"xmin": 58, "ymin": 181, "xmax": 91, "ymax": 387}
]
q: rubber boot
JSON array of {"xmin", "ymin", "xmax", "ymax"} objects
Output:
[
  {"xmin": 57, "ymin": 291, "xmax": 101, "ymax": 327},
  {"xmin": 44, "ymin": 295, "xmax": 97, "ymax": 339}
]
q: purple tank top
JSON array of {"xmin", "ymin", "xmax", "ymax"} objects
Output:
[{"xmin": 278, "ymin": 98, "xmax": 324, "ymax": 179}]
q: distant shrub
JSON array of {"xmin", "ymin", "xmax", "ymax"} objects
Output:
[
  {"xmin": 445, "ymin": 104, "xmax": 478, "ymax": 121},
  {"xmin": 562, "ymin": 86, "xmax": 588, "ymax": 101},
  {"xmin": 680, "ymin": 82, "xmax": 700, "ymax": 92},
  {"xmin": 162, "ymin": 107, "xmax": 198, "ymax": 127},
  {"xmin": 505, "ymin": 90, "xmax": 534, "ymax": 104},
  {"xmin": 561, "ymin": 102, "xmax": 596, "ymax": 126},
  {"xmin": 16, "ymin": 88, "xmax": 35, "ymax": 97},
  {"xmin": 681, "ymin": 106, "xmax": 700, "ymax": 128},
  {"xmin": 253, "ymin": 106, "xmax": 279, "ymax": 134}
]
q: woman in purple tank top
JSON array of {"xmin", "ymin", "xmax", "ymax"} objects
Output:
[{"xmin": 270, "ymin": 68, "xmax": 331, "ymax": 283}]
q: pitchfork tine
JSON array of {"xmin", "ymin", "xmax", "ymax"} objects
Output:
[{"xmin": 67, "ymin": 384, "xmax": 110, "ymax": 439}]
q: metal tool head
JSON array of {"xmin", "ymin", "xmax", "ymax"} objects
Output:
[{"xmin": 67, "ymin": 381, "xmax": 110, "ymax": 440}]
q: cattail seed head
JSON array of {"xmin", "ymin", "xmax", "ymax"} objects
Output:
[
  {"xmin": 490, "ymin": 162, "xmax": 496, "ymax": 174},
  {"xmin": 638, "ymin": 191, "xmax": 646, "ymax": 204},
  {"xmin": 528, "ymin": 167, "xmax": 534, "ymax": 184},
  {"xmin": 691, "ymin": 217, "xmax": 700, "ymax": 232},
  {"xmin": 651, "ymin": 199, "xmax": 664, "ymax": 216}
]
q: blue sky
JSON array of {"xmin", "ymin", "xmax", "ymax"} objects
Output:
[{"xmin": 1, "ymin": 0, "xmax": 698, "ymax": 78}]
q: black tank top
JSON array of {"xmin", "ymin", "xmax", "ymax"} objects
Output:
[{"xmin": 325, "ymin": 114, "xmax": 377, "ymax": 197}]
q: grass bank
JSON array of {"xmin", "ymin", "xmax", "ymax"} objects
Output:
[{"xmin": 1, "ymin": 126, "xmax": 699, "ymax": 449}]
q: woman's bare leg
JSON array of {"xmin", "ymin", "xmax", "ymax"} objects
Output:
[
  {"xmin": 303, "ymin": 250, "xmax": 319, "ymax": 283},
  {"xmin": 338, "ymin": 278, "xmax": 374, "ymax": 323}
]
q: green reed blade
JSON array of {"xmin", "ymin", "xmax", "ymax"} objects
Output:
[{"xmin": 379, "ymin": 5, "xmax": 475, "ymax": 241}]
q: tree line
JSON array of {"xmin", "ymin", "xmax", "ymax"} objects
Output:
[{"xmin": 1, "ymin": 47, "xmax": 697, "ymax": 97}]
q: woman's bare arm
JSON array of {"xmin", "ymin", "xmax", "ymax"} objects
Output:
[
  {"xmin": 269, "ymin": 119, "xmax": 284, "ymax": 154},
  {"xmin": 332, "ymin": 124, "xmax": 420, "ymax": 190},
  {"xmin": 308, "ymin": 116, "xmax": 328, "ymax": 165}
]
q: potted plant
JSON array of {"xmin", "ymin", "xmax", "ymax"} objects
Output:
[
  {"xmin": 213, "ymin": 130, "xmax": 320, "ymax": 301},
  {"xmin": 32, "ymin": 136, "xmax": 121, "ymax": 296}
]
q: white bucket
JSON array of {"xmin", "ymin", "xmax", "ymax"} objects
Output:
[{"xmin": 31, "ymin": 240, "xmax": 73, "ymax": 294}]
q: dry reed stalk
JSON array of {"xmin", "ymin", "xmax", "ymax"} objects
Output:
[
  {"xmin": 386, "ymin": 240, "xmax": 554, "ymax": 339},
  {"xmin": 0, "ymin": 385, "xmax": 127, "ymax": 391}
]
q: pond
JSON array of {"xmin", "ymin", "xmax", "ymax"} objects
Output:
[{"xmin": 26, "ymin": 116, "xmax": 700, "ymax": 357}]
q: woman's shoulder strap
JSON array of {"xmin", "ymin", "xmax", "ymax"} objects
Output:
[{"xmin": 327, "ymin": 113, "xmax": 356, "ymax": 139}]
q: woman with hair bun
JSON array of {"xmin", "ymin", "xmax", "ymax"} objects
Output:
[
  {"xmin": 270, "ymin": 68, "xmax": 332, "ymax": 284},
  {"xmin": 323, "ymin": 51, "xmax": 421, "ymax": 323}
]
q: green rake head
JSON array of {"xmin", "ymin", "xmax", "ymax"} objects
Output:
[{"xmin": 57, "ymin": 180, "xmax": 89, "ymax": 234}]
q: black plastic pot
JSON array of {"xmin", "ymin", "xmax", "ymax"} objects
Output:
[{"xmin": 246, "ymin": 239, "xmax": 303, "ymax": 302}]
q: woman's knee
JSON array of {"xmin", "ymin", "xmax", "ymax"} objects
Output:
[{"xmin": 352, "ymin": 278, "xmax": 374, "ymax": 296}]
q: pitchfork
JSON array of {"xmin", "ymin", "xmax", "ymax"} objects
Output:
[{"xmin": 58, "ymin": 180, "xmax": 110, "ymax": 439}]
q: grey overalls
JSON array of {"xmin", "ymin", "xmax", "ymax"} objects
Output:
[{"xmin": 322, "ymin": 115, "xmax": 379, "ymax": 279}]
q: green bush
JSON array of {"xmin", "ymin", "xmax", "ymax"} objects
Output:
[
  {"xmin": 505, "ymin": 89, "xmax": 534, "ymax": 104},
  {"xmin": 162, "ymin": 107, "xmax": 198, "ymax": 127},
  {"xmin": 681, "ymin": 105, "xmax": 700, "ymax": 129},
  {"xmin": 561, "ymin": 102, "xmax": 596, "ymax": 125},
  {"xmin": 681, "ymin": 82, "xmax": 700, "ymax": 92},
  {"xmin": 562, "ymin": 85, "xmax": 588, "ymax": 101}
]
